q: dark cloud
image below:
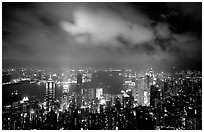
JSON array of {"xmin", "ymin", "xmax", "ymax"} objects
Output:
[
  {"xmin": 2, "ymin": 2, "xmax": 202, "ymax": 71},
  {"xmin": 166, "ymin": 3, "xmax": 202, "ymax": 36}
]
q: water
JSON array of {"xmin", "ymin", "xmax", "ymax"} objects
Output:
[{"xmin": 2, "ymin": 81, "xmax": 62, "ymax": 106}]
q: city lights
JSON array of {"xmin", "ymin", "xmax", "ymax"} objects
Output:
[{"xmin": 2, "ymin": 67, "xmax": 201, "ymax": 130}]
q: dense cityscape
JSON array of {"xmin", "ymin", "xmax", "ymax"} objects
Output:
[{"xmin": 2, "ymin": 67, "xmax": 202, "ymax": 130}]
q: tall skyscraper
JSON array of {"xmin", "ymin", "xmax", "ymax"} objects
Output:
[
  {"xmin": 96, "ymin": 88, "xmax": 103, "ymax": 99},
  {"xmin": 61, "ymin": 83, "xmax": 69, "ymax": 110},
  {"xmin": 77, "ymin": 73, "xmax": 82, "ymax": 85},
  {"xmin": 46, "ymin": 75, "xmax": 56, "ymax": 111},
  {"xmin": 137, "ymin": 74, "xmax": 150, "ymax": 106},
  {"xmin": 137, "ymin": 75, "xmax": 144, "ymax": 106},
  {"xmin": 144, "ymin": 75, "xmax": 150, "ymax": 106},
  {"xmin": 149, "ymin": 68, "xmax": 154, "ymax": 85},
  {"xmin": 10, "ymin": 90, "xmax": 21, "ymax": 130},
  {"xmin": 38, "ymin": 72, "xmax": 42, "ymax": 80},
  {"xmin": 150, "ymin": 85, "xmax": 160, "ymax": 107},
  {"xmin": 76, "ymin": 72, "xmax": 83, "ymax": 108}
]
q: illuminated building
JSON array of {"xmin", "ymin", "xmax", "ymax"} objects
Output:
[
  {"xmin": 150, "ymin": 85, "xmax": 160, "ymax": 107},
  {"xmin": 144, "ymin": 75, "xmax": 150, "ymax": 105},
  {"xmin": 81, "ymin": 88, "xmax": 95, "ymax": 107},
  {"xmin": 21, "ymin": 96, "xmax": 29, "ymax": 113},
  {"xmin": 20, "ymin": 96, "xmax": 30, "ymax": 129},
  {"xmin": 105, "ymin": 94, "xmax": 112, "ymax": 107},
  {"xmin": 46, "ymin": 75, "xmax": 56, "ymax": 111},
  {"xmin": 98, "ymin": 96, "xmax": 106, "ymax": 113},
  {"xmin": 99, "ymin": 96, "xmax": 106, "ymax": 105},
  {"xmin": 61, "ymin": 83, "xmax": 70, "ymax": 110},
  {"xmin": 81, "ymin": 88, "xmax": 86, "ymax": 106},
  {"xmin": 132, "ymin": 78, "xmax": 139, "ymax": 103},
  {"xmin": 10, "ymin": 90, "xmax": 21, "ymax": 130},
  {"xmin": 137, "ymin": 75, "xmax": 144, "ymax": 106},
  {"xmin": 96, "ymin": 88, "xmax": 103, "ymax": 99},
  {"xmin": 123, "ymin": 93, "xmax": 130, "ymax": 108},
  {"xmin": 83, "ymin": 73, "xmax": 92, "ymax": 82},
  {"xmin": 124, "ymin": 81, "xmax": 135, "ymax": 89},
  {"xmin": 88, "ymin": 88, "xmax": 95, "ymax": 103},
  {"xmin": 149, "ymin": 68, "xmax": 154, "ymax": 85},
  {"xmin": 75, "ymin": 72, "xmax": 83, "ymax": 108},
  {"xmin": 137, "ymin": 75, "xmax": 150, "ymax": 106},
  {"xmin": 121, "ymin": 89, "xmax": 133, "ymax": 108},
  {"xmin": 105, "ymin": 94, "xmax": 111, "ymax": 101}
]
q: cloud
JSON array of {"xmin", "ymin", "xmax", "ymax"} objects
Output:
[
  {"xmin": 167, "ymin": 3, "xmax": 202, "ymax": 22},
  {"xmin": 153, "ymin": 23, "xmax": 172, "ymax": 39},
  {"xmin": 2, "ymin": 3, "xmax": 202, "ymax": 71},
  {"xmin": 60, "ymin": 6, "xmax": 154, "ymax": 47}
]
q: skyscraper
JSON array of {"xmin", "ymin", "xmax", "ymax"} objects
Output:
[
  {"xmin": 10, "ymin": 90, "xmax": 21, "ymax": 130},
  {"xmin": 46, "ymin": 75, "xmax": 56, "ymax": 111},
  {"xmin": 150, "ymin": 85, "xmax": 160, "ymax": 107},
  {"xmin": 76, "ymin": 72, "xmax": 83, "ymax": 108},
  {"xmin": 144, "ymin": 75, "xmax": 150, "ymax": 106},
  {"xmin": 61, "ymin": 83, "xmax": 69, "ymax": 110},
  {"xmin": 137, "ymin": 75, "xmax": 144, "ymax": 106},
  {"xmin": 77, "ymin": 73, "xmax": 82, "ymax": 85},
  {"xmin": 88, "ymin": 88, "xmax": 95, "ymax": 102},
  {"xmin": 137, "ymin": 74, "xmax": 150, "ymax": 106},
  {"xmin": 96, "ymin": 88, "xmax": 103, "ymax": 99}
]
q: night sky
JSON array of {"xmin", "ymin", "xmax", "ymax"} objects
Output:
[{"xmin": 2, "ymin": 2, "xmax": 202, "ymax": 72}]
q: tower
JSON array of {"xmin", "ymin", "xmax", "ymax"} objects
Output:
[
  {"xmin": 46, "ymin": 75, "xmax": 56, "ymax": 111},
  {"xmin": 10, "ymin": 90, "xmax": 21, "ymax": 130},
  {"xmin": 77, "ymin": 73, "xmax": 82, "ymax": 85},
  {"xmin": 76, "ymin": 72, "xmax": 83, "ymax": 108},
  {"xmin": 137, "ymin": 74, "xmax": 150, "ymax": 106},
  {"xmin": 96, "ymin": 88, "xmax": 103, "ymax": 99},
  {"xmin": 62, "ymin": 83, "xmax": 69, "ymax": 110},
  {"xmin": 76, "ymin": 73, "xmax": 82, "ymax": 94},
  {"xmin": 144, "ymin": 75, "xmax": 150, "ymax": 106}
]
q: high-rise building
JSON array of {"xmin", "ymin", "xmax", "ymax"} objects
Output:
[
  {"xmin": 81, "ymin": 88, "xmax": 87, "ymax": 106},
  {"xmin": 149, "ymin": 68, "xmax": 154, "ymax": 86},
  {"xmin": 144, "ymin": 75, "xmax": 150, "ymax": 105},
  {"xmin": 46, "ymin": 75, "xmax": 56, "ymax": 110},
  {"xmin": 21, "ymin": 96, "xmax": 29, "ymax": 113},
  {"xmin": 137, "ymin": 75, "xmax": 144, "ymax": 106},
  {"xmin": 61, "ymin": 83, "xmax": 69, "ymax": 110},
  {"xmin": 77, "ymin": 73, "xmax": 82, "ymax": 85},
  {"xmin": 87, "ymin": 88, "xmax": 95, "ymax": 101},
  {"xmin": 137, "ymin": 74, "xmax": 150, "ymax": 106},
  {"xmin": 96, "ymin": 88, "xmax": 103, "ymax": 99},
  {"xmin": 38, "ymin": 72, "xmax": 42, "ymax": 80},
  {"xmin": 132, "ymin": 78, "xmax": 139, "ymax": 103},
  {"xmin": 76, "ymin": 72, "xmax": 83, "ymax": 108},
  {"xmin": 10, "ymin": 90, "xmax": 21, "ymax": 130}
]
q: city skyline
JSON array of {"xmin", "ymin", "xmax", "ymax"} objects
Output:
[
  {"xmin": 2, "ymin": 2, "xmax": 202, "ymax": 130},
  {"xmin": 2, "ymin": 67, "xmax": 202, "ymax": 130},
  {"xmin": 2, "ymin": 2, "xmax": 202, "ymax": 72}
]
